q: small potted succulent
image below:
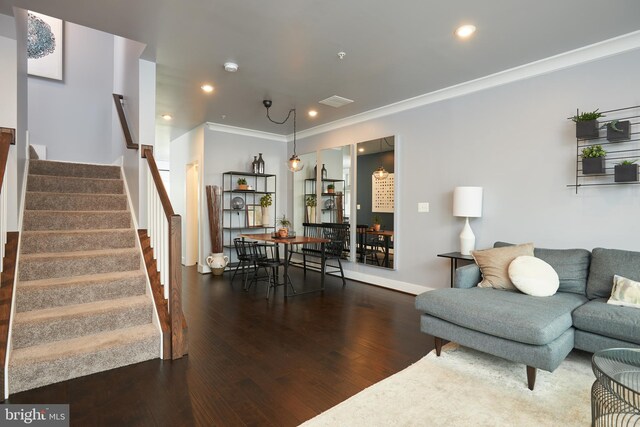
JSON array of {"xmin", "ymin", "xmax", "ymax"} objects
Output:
[
  {"xmin": 327, "ymin": 184, "xmax": 335, "ymax": 194},
  {"xmin": 260, "ymin": 194, "xmax": 272, "ymax": 226},
  {"xmin": 605, "ymin": 120, "xmax": 631, "ymax": 142},
  {"xmin": 371, "ymin": 214, "xmax": 381, "ymax": 232},
  {"xmin": 237, "ymin": 178, "xmax": 248, "ymax": 190},
  {"xmin": 277, "ymin": 214, "xmax": 291, "ymax": 238},
  {"xmin": 581, "ymin": 145, "xmax": 606, "ymax": 175},
  {"xmin": 614, "ymin": 159, "xmax": 638, "ymax": 183},
  {"xmin": 570, "ymin": 109, "xmax": 604, "ymax": 139}
]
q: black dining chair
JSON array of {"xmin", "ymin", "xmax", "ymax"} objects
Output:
[
  {"xmin": 323, "ymin": 224, "xmax": 348, "ymax": 286},
  {"xmin": 356, "ymin": 225, "xmax": 380, "ymax": 266},
  {"xmin": 232, "ymin": 238, "xmax": 259, "ymax": 290},
  {"xmin": 251, "ymin": 242, "xmax": 294, "ymax": 299}
]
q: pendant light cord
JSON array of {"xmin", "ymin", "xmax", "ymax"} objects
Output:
[{"xmin": 266, "ymin": 106, "xmax": 297, "ymax": 155}]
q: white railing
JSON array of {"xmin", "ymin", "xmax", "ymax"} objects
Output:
[
  {"xmin": 147, "ymin": 166, "xmax": 170, "ymax": 299},
  {"xmin": 0, "ymin": 129, "xmax": 15, "ymax": 273},
  {"xmin": 142, "ymin": 147, "xmax": 184, "ymax": 360}
]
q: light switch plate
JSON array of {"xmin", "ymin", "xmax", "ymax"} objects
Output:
[{"xmin": 418, "ymin": 202, "xmax": 429, "ymax": 213}]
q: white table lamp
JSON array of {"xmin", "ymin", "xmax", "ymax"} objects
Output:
[{"xmin": 453, "ymin": 187, "xmax": 483, "ymax": 255}]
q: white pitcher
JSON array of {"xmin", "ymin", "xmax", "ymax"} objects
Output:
[{"xmin": 206, "ymin": 252, "xmax": 229, "ymax": 276}]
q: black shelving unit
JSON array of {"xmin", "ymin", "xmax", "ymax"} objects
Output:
[
  {"xmin": 305, "ymin": 178, "xmax": 346, "ymax": 223},
  {"xmin": 568, "ymin": 105, "xmax": 640, "ymax": 193},
  {"xmin": 222, "ymin": 171, "xmax": 277, "ymax": 270}
]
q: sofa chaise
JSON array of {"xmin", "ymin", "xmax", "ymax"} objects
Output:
[{"xmin": 415, "ymin": 243, "xmax": 640, "ymax": 390}]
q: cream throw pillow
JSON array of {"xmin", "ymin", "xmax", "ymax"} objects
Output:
[
  {"xmin": 508, "ymin": 256, "xmax": 559, "ymax": 296},
  {"xmin": 608, "ymin": 275, "xmax": 640, "ymax": 309},
  {"xmin": 471, "ymin": 243, "xmax": 534, "ymax": 290}
]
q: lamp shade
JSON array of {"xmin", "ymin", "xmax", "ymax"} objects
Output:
[{"xmin": 453, "ymin": 186, "xmax": 483, "ymax": 218}]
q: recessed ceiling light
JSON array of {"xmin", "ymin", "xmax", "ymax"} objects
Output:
[
  {"xmin": 358, "ymin": 148, "xmax": 364, "ymax": 152},
  {"xmin": 162, "ymin": 114, "xmax": 173, "ymax": 121},
  {"xmin": 455, "ymin": 24, "xmax": 476, "ymax": 39},
  {"xmin": 201, "ymin": 84, "xmax": 214, "ymax": 93},
  {"xmin": 224, "ymin": 62, "xmax": 239, "ymax": 72},
  {"xmin": 308, "ymin": 110, "xmax": 318, "ymax": 118}
]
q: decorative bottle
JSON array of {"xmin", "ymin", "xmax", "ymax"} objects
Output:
[
  {"xmin": 321, "ymin": 164, "xmax": 327, "ymax": 180},
  {"xmin": 252, "ymin": 156, "xmax": 259, "ymax": 174},
  {"xmin": 258, "ymin": 153, "xmax": 265, "ymax": 174}
]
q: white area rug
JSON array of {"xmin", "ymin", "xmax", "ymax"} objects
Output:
[{"xmin": 301, "ymin": 345, "xmax": 593, "ymax": 427}]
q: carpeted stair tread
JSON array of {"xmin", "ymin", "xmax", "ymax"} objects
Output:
[
  {"xmin": 21, "ymin": 228, "xmax": 136, "ymax": 254},
  {"xmin": 23, "ymin": 210, "xmax": 132, "ymax": 231},
  {"xmin": 25, "ymin": 192, "xmax": 128, "ymax": 211},
  {"xmin": 10, "ymin": 159, "xmax": 160, "ymax": 395},
  {"xmin": 29, "ymin": 160, "xmax": 121, "ymax": 179},
  {"xmin": 16, "ymin": 270, "xmax": 147, "ymax": 312},
  {"xmin": 19, "ymin": 248, "xmax": 141, "ymax": 281},
  {"xmin": 12, "ymin": 295, "xmax": 153, "ymax": 349},
  {"xmin": 27, "ymin": 174, "xmax": 124, "ymax": 194},
  {"xmin": 9, "ymin": 323, "xmax": 158, "ymax": 394}
]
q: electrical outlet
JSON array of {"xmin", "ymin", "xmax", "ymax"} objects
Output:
[
  {"xmin": 356, "ymin": 204, "xmax": 361, "ymax": 210},
  {"xmin": 418, "ymin": 202, "xmax": 429, "ymax": 213}
]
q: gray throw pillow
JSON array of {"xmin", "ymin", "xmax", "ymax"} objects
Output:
[{"xmin": 494, "ymin": 242, "xmax": 590, "ymax": 295}]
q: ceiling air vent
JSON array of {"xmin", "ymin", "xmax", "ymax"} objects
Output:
[{"xmin": 319, "ymin": 95, "xmax": 354, "ymax": 108}]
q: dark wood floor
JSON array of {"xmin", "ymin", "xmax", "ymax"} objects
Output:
[{"xmin": 7, "ymin": 265, "xmax": 433, "ymax": 426}]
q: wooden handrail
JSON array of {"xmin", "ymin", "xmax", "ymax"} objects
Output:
[
  {"xmin": 112, "ymin": 94, "xmax": 138, "ymax": 150},
  {"xmin": 0, "ymin": 128, "xmax": 16, "ymax": 192},
  {"xmin": 142, "ymin": 146, "xmax": 186, "ymax": 360},
  {"xmin": 142, "ymin": 147, "xmax": 174, "ymax": 218}
]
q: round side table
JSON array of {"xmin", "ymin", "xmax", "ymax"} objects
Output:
[{"xmin": 591, "ymin": 348, "xmax": 640, "ymax": 426}]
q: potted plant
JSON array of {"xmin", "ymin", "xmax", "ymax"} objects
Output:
[
  {"xmin": 327, "ymin": 184, "xmax": 335, "ymax": 194},
  {"xmin": 570, "ymin": 109, "xmax": 604, "ymax": 139},
  {"xmin": 277, "ymin": 214, "xmax": 291, "ymax": 238},
  {"xmin": 237, "ymin": 178, "xmax": 248, "ymax": 190},
  {"xmin": 372, "ymin": 214, "xmax": 381, "ymax": 232},
  {"xmin": 581, "ymin": 145, "xmax": 606, "ymax": 175},
  {"xmin": 614, "ymin": 159, "xmax": 638, "ymax": 183},
  {"xmin": 305, "ymin": 194, "xmax": 317, "ymax": 223},
  {"xmin": 605, "ymin": 120, "xmax": 631, "ymax": 142},
  {"xmin": 260, "ymin": 194, "xmax": 272, "ymax": 226}
]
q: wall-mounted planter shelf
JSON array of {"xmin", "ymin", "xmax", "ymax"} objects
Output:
[
  {"xmin": 576, "ymin": 120, "xmax": 600, "ymax": 139},
  {"xmin": 607, "ymin": 120, "xmax": 631, "ymax": 142},
  {"xmin": 567, "ymin": 105, "xmax": 640, "ymax": 193},
  {"xmin": 614, "ymin": 163, "xmax": 639, "ymax": 183}
]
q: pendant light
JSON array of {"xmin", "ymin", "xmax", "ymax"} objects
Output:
[
  {"xmin": 263, "ymin": 100, "xmax": 304, "ymax": 172},
  {"xmin": 372, "ymin": 138, "xmax": 389, "ymax": 180},
  {"xmin": 373, "ymin": 166, "xmax": 389, "ymax": 180}
]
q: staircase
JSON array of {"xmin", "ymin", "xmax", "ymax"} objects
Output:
[{"xmin": 9, "ymin": 160, "xmax": 160, "ymax": 394}]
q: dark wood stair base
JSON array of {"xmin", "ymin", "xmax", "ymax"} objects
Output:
[
  {"xmin": 433, "ymin": 336, "xmax": 537, "ymax": 390},
  {"xmin": 138, "ymin": 229, "xmax": 188, "ymax": 359},
  {"xmin": 0, "ymin": 232, "xmax": 19, "ymax": 401}
]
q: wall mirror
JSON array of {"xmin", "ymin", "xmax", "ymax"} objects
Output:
[
  {"xmin": 355, "ymin": 136, "xmax": 395, "ymax": 269},
  {"xmin": 318, "ymin": 146, "xmax": 351, "ymax": 225},
  {"xmin": 293, "ymin": 151, "xmax": 318, "ymax": 236}
]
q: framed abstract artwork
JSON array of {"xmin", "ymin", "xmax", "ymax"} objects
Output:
[{"xmin": 27, "ymin": 11, "xmax": 64, "ymax": 80}]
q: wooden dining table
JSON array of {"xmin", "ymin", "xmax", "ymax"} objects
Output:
[{"xmin": 238, "ymin": 233, "xmax": 330, "ymax": 297}]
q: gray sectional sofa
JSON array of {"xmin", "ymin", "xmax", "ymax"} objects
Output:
[{"xmin": 415, "ymin": 243, "xmax": 640, "ymax": 390}]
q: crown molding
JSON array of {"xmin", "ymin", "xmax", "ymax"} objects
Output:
[
  {"xmin": 294, "ymin": 29, "xmax": 640, "ymax": 141},
  {"xmin": 205, "ymin": 122, "xmax": 286, "ymax": 142}
]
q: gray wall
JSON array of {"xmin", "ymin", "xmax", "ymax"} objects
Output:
[
  {"xmin": 15, "ymin": 8, "xmax": 28, "ymax": 219},
  {"xmin": 28, "ymin": 22, "xmax": 115, "ymax": 163},
  {"xmin": 295, "ymin": 48, "xmax": 640, "ymax": 292}
]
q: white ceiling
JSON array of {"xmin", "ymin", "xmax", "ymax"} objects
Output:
[{"xmin": 3, "ymin": 0, "xmax": 640, "ymax": 140}]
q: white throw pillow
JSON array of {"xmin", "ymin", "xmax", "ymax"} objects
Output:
[
  {"xmin": 608, "ymin": 275, "xmax": 640, "ymax": 309},
  {"xmin": 508, "ymin": 256, "xmax": 559, "ymax": 297}
]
